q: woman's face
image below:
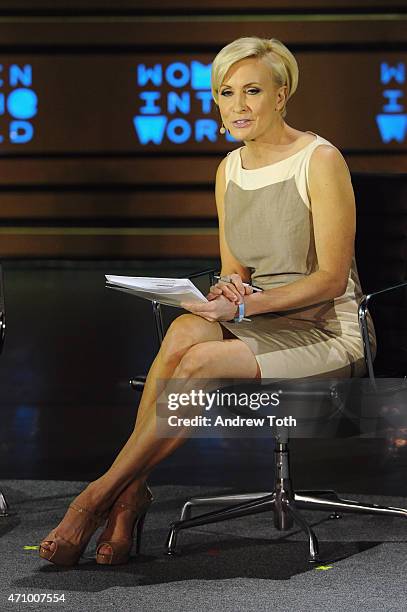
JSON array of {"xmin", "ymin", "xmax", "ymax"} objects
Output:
[{"xmin": 217, "ymin": 57, "xmax": 286, "ymax": 141}]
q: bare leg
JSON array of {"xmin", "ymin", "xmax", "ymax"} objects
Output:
[
  {"xmin": 40, "ymin": 314, "xmax": 260, "ymax": 559},
  {"xmin": 96, "ymin": 314, "xmax": 232, "ymax": 549},
  {"xmin": 39, "ymin": 314, "xmax": 232, "ymax": 554},
  {"xmin": 94, "ymin": 330, "xmax": 261, "ymax": 527}
]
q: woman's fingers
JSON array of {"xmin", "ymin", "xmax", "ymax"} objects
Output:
[
  {"xmin": 220, "ymin": 285, "xmax": 240, "ymax": 302},
  {"xmin": 229, "ymin": 273, "xmax": 246, "ymax": 297},
  {"xmin": 206, "ymin": 290, "xmax": 224, "ymax": 301},
  {"xmin": 206, "ymin": 274, "xmax": 254, "ymax": 304},
  {"xmin": 209, "ymin": 286, "xmax": 223, "ymax": 295},
  {"xmin": 210, "ymin": 282, "xmax": 241, "ymax": 303}
]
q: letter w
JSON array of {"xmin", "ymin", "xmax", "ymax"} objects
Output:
[{"xmin": 381, "ymin": 62, "xmax": 405, "ymax": 85}]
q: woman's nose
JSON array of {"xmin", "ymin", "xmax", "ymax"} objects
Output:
[{"xmin": 233, "ymin": 93, "xmax": 248, "ymax": 112}]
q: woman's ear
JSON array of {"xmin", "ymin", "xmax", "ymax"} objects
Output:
[{"xmin": 277, "ymin": 85, "xmax": 288, "ymax": 106}]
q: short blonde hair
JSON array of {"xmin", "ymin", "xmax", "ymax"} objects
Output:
[{"xmin": 211, "ymin": 36, "xmax": 299, "ymax": 118}]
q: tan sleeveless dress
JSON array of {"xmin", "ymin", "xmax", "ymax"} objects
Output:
[{"xmin": 220, "ymin": 131, "xmax": 376, "ymax": 379}]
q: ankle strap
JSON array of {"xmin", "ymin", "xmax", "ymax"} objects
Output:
[
  {"xmin": 113, "ymin": 492, "xmax": 153, "ymax": 514},
  {"xmin": 69, "ymin": 503, "xmax": 106, "ymax": 526}
]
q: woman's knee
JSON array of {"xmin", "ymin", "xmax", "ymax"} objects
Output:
[
  {"xmin": 175, "ymin": 342, "xmax": 215, "ymax": 378},
  {"xmin": 160, "ymin": 314, "xmax": 221, "ymax": 366},
  {"xmin": 176, "ymin": 340, "xmax": 261, "ymax": 380}
]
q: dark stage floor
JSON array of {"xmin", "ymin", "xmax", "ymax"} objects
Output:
[{"xmin": 1, "ymin": 259, "xmax": 407, "ymax": 499}]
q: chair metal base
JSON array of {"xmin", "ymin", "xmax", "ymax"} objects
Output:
[
  {"xmin": 166, "ymin": 443, "xmax": 407, "ymax": 563},
  {"xmin": 166, "ymin": 489, "xmax": 320, "ymax": 563},
  {"xmin": 0, "ymin": 490, "xmax": 9, "ymax": 517}
]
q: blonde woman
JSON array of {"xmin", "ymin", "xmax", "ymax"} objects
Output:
[{"xmin": 39, "ymin": 36, "xmax": 375, "ymax": 566}]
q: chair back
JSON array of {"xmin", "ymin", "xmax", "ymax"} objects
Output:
[{"xmin": 353, "ymin": 173, "xmax": 407, "ymax": 376}]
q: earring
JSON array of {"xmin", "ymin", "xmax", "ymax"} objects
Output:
[{"xmin": 219, "ymin": 124, "xmax": 226, "ymax": 135}]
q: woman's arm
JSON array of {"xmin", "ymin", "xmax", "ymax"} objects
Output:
[{"xmin": 243, "ymin": 144, "xmax": 355, "ymax": 317}]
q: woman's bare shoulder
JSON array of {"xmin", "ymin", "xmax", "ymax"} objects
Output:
[
  {"xmin": 309, "ymin": 144, "xmax": 348, "ymax": 174},
  {"xmin": 308, "ymin": 144, "xmax": 352, "ymax": 200},
  {"xmin": 216, "ymin": 150, "xmax": 236, "ymax": 180}
]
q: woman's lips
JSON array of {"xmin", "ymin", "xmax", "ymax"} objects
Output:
[{"xmin": 232, "ymin": 120, "xmax": 252, "ymax": 128}]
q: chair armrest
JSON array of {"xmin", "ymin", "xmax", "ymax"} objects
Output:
[
  {"xmin": 358, "ymin": 280, "xmax": 407, "ymax": 387},
  {"xmin": 130, "ymin": 267, "xmax": 220, "ymax": 390},
  {"xmin": 186, "ymin": 267, "xmax": 219, "ymax": 282},
  {"xmin": 366, "ymin": 280, "xmax": 407, "ymax": 303},
  {"xmin": 150, "ymin": 268, "xmax": 219, "ymax": 347}
]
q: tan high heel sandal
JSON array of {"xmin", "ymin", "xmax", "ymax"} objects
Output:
[
  {"xmin": 96, "ymin": 486, "xmax": 153, "ymax": 565},
  {"xmin": 39, "ymin": 503, "xmax": 107, "ymax": 566}
]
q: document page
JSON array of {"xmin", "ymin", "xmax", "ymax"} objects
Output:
[{"xmin": 105, "ymin": 275, "xmax": 208, "ymax": 308}]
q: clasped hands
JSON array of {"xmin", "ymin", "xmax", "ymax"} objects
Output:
[{"xmin": 181, "ymin": 273, "xmax": 254, "ymax": 322}]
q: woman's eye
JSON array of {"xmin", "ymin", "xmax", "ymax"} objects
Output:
[{"xmin": 220, "ymin": 88, "xmax": 260, "ymax": 96}]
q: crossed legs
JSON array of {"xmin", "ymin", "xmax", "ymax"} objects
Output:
[{"xmin": 40, "ymin": 313, "xmax": 261, "ymax": 561}]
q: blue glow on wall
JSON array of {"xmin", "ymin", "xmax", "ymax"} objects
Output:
[
  {"xmin": 376, "ymin": 115, "xmax": 407, "ymax": 143},
  {"xmin": 167, "ymin": 118, "xmax": 192, "ymax": 143},
  {"xmin": 133, "ymin": 116, "xmax": 168, "ymax": 144},
  {"xmin": 137, "ymin": 64, "xmax": 163, "ymax": 87},
  {"xmin": 9, "ymin": 64, "xmax": 32, "ymax": 87},
  {"xmin": 139, "ymin": 91, "xmax": 161, "ymax": 114},
  {"xmin": 9, "ymin": 121, "xmax": 34, "ymax": 144},
  {"xmin": 168, "ymin": 92, "xmax": 190, "ymax": 114},
  {"xmin": 165, "ymin": 62, "xmax": 190, "ymax": 88},
  {"xmin": 0, "ymin": 64, "xmax": 37, "ymax": 145},
  {"xmin": 190, "ymin": 61, "xmax": 212, "ymax": 90},
  {"xmin": 195, "ymin": 91, "xmax": 213, "ymax": 114},
  {"xmin": 7, "ymin": 88, "xmax": 38, "ymax": 119},
  {"xmin": 376, "ymin": 61, "xmax": 406, "ymax": 143},
  {"xmin": 380, "ymin": 62, "xmax": 405, "ymax": 85},
  {"xmin": 9, "ymin": 120, "xmax": 34, "ymax": 143},
  {"xmin": 382, "ymin": 89, "xmax": 403, "ymax": 113},
  {"xmin": 133, "ymin": 115, "xmax": 221, "ymax": 144},
  {"xmin": 195, "ymin": 119, "xmax": 218, "ymax": 142},
  {"xmin": 133, "ymin": 61, "xmax": 237, "ymax": 145}
]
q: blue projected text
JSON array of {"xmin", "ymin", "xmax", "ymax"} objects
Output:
[
  {"xmin": 0, "ymin": 64, "xmax": 37, "ymax": 144},
  {"xmin": 133, "ymin": 61, "xmax": 236, "ymax": 145},
  {"xmin": 376, "ymin": 61, "xmax": 407, "ymax": 143}
]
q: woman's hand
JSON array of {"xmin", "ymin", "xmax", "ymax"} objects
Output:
[
  {"xmin": 206, "ymin": 273, "xmax": 253, "ymax": 303},
  {"xmin": 181, "ymin": 294, "xmax": 239, "ymax": 322}
]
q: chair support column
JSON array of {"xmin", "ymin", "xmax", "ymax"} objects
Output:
[
  {"xmin": 0, "ymin": 491, "xmax": 9, "ymax": 517},
  {"xmin": 166, "ymin": 437, "xmax": 321, "ymax": 563}
]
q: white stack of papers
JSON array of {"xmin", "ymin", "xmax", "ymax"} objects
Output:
[{"xmin": 105, "ymin": 275, "xmax": 207, "ymax": 308}]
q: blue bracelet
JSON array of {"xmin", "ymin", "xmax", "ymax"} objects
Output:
[{"xmin": 233, "ymin": 301, "xmax": 245, "ymax": 323}]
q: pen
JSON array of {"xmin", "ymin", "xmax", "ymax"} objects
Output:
[{"xmin": 213, "ymin": 275, "xmax": 263, "ymax": 292}]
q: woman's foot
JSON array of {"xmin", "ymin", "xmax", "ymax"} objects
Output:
[
  {"xmin": 96, "ymin": 482, "xmax": 153, "ymax": 565},
  {"xmin": 39, "ymin": 482, "xmax": 110, "ymax": 566}
]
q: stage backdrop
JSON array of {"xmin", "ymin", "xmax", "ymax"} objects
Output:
[{"xmin": 0, "ymin": 0, "xmax": 405, "ymax": 258}]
